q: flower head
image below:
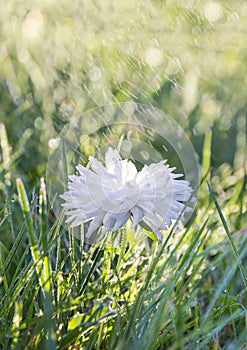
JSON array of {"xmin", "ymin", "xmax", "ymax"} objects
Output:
[{"xmin": 60, "ymin": 147, "xmax": 193, "ymax": 240}]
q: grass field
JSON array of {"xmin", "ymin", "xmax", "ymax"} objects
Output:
[{"xmin": 0, "ymin": 1, "xmax": 247, "ymax": 349}]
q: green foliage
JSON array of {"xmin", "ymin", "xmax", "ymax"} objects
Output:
[
  {"xmin": 0, "ymin": 1, "xmax": 247, "ymax": 349},
  {"xmin": 0, "ymin": 127, "xmax": 247, "ymax": 349}
]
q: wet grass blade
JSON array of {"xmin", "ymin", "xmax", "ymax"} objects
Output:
[{"xmin": 207, "ymin": 181, "xmax": 247, "ymax": 290}]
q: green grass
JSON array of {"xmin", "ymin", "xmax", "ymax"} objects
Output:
[
  {"xmin": 1, "ymin": 1, "xmax": 247, "ymax": 348},
  {"xmin": 0, "ymin": 123, "xmax": 247, "ymax": 349}
]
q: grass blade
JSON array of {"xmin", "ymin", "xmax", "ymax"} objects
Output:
[{"xmin": 207, "ymin": 181, "xmax": 247, "ymax": 291}]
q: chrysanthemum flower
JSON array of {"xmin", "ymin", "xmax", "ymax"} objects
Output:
[{"xmin": 60, "ymin": 147, "xmax": 193, "ymax": 240}]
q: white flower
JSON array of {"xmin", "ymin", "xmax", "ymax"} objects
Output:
[{"xmin": 60, "ymin": 147, "xmax": 193, "ymax": 240}]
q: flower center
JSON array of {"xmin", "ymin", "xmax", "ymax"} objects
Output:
[{"xmin": 123, "ymin": 180, "xmax": 140, "ymax": 206}]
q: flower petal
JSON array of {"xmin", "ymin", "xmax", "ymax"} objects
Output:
[
  {"xmin": 131, "ymin": 206, "xmax": 144, "ymax": 227},
  {"xmin": 89, "ymin": 156, "xmax": 105, "ymax": 174},
  {"xmin": 113, "ymin": 212, "xmax": 130, "ymax": 231},
  {"xmin": 105, "ymin": 148, "xmax": 121, "ymax": 167},
  {"xmin": 60, "ymin": 145, "xmax": 193, "ymax": 239},
  {"xmin": 86, "ymin": 212, "xmax": 105, "ymax": 237}
]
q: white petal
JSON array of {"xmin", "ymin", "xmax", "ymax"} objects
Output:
[
  {"xmin": 121, "ymin": 161, "xmax": 137, "ymax": 182},
  {"xmin": 131, "ymin": 206, "xmax": 144, "ymax": 227},
  {"xmin": 103, "ymin": 212, "xmax": 117, "ymax": 231},
  {"xmin": 89, "ymin": 156, "xmax": 105, "ymax": 174},
  {"xmin": 136, "ymin": 200, "xmax": 154, "ymax": 213},
  {"xmin": 113, "ymin": 212, "xmax": 130, "ymax": 231},
  {"xmin": 105, "ymin": 148, "xmax": 121, "ymax": 167},
  {"xmin": 142, "ymin": 212, "xmax": 167, "ymax": 233},
  {"xmin": 86, "ymin": 212, "xmax": 105, "ymax": 237}
]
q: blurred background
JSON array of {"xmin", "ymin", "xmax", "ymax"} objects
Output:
[{"xmin": 0, "ymin": 0, "xmax": 246, "ymax": 187}]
